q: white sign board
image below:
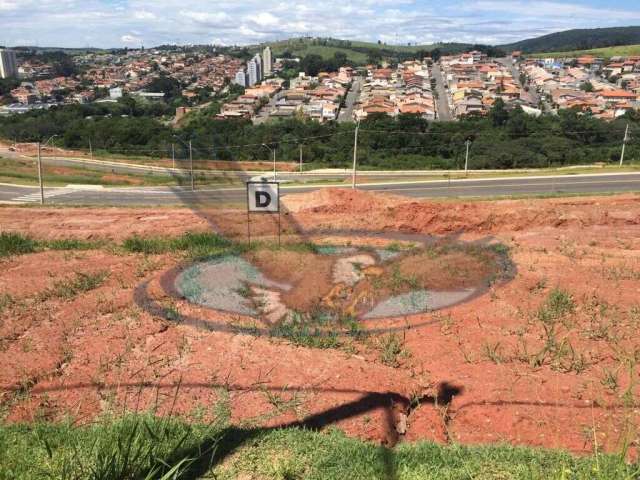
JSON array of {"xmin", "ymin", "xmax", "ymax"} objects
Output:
[{"xmin": 247, "ymin": 181, "xmax": 279, "ymax": 213}]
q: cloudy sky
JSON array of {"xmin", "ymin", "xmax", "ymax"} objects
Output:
[{"xmin": 1, "ymin": 0, "xmax": 639, "ymax": 48}]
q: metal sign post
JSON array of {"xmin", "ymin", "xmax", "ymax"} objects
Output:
[{"xmin": 246, "ymin": 181, "xmax": 280, "ymax": 248}]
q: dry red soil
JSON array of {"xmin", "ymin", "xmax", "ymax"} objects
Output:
[{"xmin": 1, "ymin": 189, "xmax": 640, "ymax": 455}]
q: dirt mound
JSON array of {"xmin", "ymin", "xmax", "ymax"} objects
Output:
[
  {"xmin": 282, "ymin": 188, "xmax": 406, "ymax": 214},
  {"xmin": 386, "ymin": 195, "xmax": 640, "ymax": 235}
]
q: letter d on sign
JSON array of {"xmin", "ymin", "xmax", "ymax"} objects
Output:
[
  {"xmin": 256, "ymin": 191, "xmax": 271, "ymax": 208},
  {"xmin": 247, "ymin": 181, "xmax": 279, "ymax": 213}
]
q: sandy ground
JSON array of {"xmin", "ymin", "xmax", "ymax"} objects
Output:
[{"xmin": 1, "ymin": 190, "xmax": 640, "ymax": 455}]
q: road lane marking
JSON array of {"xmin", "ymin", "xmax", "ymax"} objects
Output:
[{"xmin": 11, "ymin": 188, "xmax": 76, "ymax": 203}]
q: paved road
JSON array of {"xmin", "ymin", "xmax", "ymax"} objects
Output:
[
  {"xmin": 338, "ymin": 78, "xmax": 361, "ymax": 123},
  {"xmin": 2, "ymin": 173, "xmax": 639, "ymax": 206},
  {"xmin": 431, "ymin": 63, "xmax": 452, "ymax": 121},
  {"xmin": 498, "ymin": 57, "xmax": 540, "ymax": 107},
  {"xmin": 252, "ymin": 91, "xmax": 284, "ymax": 125}
]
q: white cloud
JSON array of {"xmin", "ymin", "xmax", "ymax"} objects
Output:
[
  {"xmin": 1, "ymin": 0, "xmax": 638, "ymax": 48},
  {"xmin": 121, "ymin": 34, "xmax": 142, "ymax": 45},
  {"xmin": 133, "ymin": 10, "xmax": 156, "ymax": 20},
  {"xmin": 251, "ymin": 12, "xmax": 279, "ymax": 27},
  {"xmin": 180, "ymin": 10, "xmax": 230, "ymax": 24}
]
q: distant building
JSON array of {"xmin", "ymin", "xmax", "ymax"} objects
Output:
[
  {"xmin": 255, "ymin": 54, "xmax": 262, "ymax": 81},
  {"xmin": 0, "ymin": 49, "xmax": 18, "ymax": 79},
  {"xmin": 247, "ymin": 59, "xmax": 258, "ymax": 86},
  {"xmin": 234, "ymin": 69, "xmax": 247, "ymax": 87},
  {"xmin": 263, "ymin": 46, "xmax": 272, "ymax": 77},
  {"xmin": 247, "ymin": 54, "xmax": 263, "ymax": 86},
  {"xmin": 109, "ymin": 87, "xmax": 123, "ymax": 99}
]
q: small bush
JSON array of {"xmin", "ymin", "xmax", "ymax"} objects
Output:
[
  {"xmin": 537, "ymin": 288, "xmax": 575, "ymax": 324},
  {"xmin": 379, "ymin": 333, "xmax": 407, "ymax": 367}
]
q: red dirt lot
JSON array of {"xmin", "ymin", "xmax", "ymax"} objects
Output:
[{"xmin": 1, "ymin": 190, "xmax": 640, "ymax": 456}]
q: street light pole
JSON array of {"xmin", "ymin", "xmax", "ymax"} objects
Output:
[
  {"xmin": 464, "ymin": 139, "xmax": 471, "ymax": 175},
  {"xmin": 37, "ymin": 135, "xmax": 58, "ymax": 205},
  {"xmin": 352, "ymin": 119, "xmax": 360, "ymax": 189},
  {"xmin": 620, "ymin": 123, "xmax": 630, "ymax": 167},
  {"xmin": 189, "ymin": 140, "xmax": 194, "ymax": 191},
  {"xmin": 299, "ymin": 144, "xmax": 303, "ymax": 173},
  {"xmin": 261, "ymin": 143, "xmax": 276, "ymax": 179},
  {"xmin": 173, "ymin": 135, "xmax": 194, "ymax": 190},
  {"xmin": 273, "ymin": 148, "xmax": 276, "ymax": 179},
  {"xmin": 37, "ymin": 142, "xmax": 44, "ymax": 205}
]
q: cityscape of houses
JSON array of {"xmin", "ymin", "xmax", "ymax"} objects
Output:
[
  {"xmin": 354, "ymin": 60, "xmax": 435, "ymax": 120},
  {"xmin": 1, "ymin": 43, "xmax": 639, "ymax": 122},
  {"xmin": 518, "ymin": 54, "xmax": 640, "ymax": 120}
]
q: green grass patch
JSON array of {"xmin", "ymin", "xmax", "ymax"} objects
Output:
[
  {"xmin": 213, "ymin": 427, "xmax": 640, "ymax": 479},
  {"xmin": 0, "ymin": 413, "xmax": 224, "ymax": 480},
  {"xmin": 1, "ymin": 414, "xmax": 638, "ymax": 479},
  {"xmin": 0, "ymin": 293, "xmax": 13, "ymax": 313},
  {"xmin": 0, "ymin": 232, "xmax": 105, "ymax": 258},
  {"xmin": 41, "ymin": 270, "xmax": 110, "ymax": 301},
  {"xmin": 45, "ymin": 238, "xmax": 105, "ymax": 251},
  {"xmin": 378, "ymin": 333, "xmax": 408, "ymax": 367},
  {"xmin": 122, "ymin": 231, "xmax": 239, "ymax": 259},
  {"xmin": 269, "ymin": 310, "xmax": 341, "ymax": 349},
  {"xmin": 0, "ymin": 232, "xmax": 37, "ymax": 257}
]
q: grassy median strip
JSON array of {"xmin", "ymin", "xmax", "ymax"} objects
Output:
[{"xmin": 1, "ymin": 414, "xmax": 638, "ymax": 480}]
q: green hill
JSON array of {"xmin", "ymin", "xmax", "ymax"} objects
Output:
[
  {"xmin": 501, "ymin": 26, "xmax": 640, "ymax": 53},
  {"xmin": 529, "ymin": 44, "xmax": 640, "ymax": 59},
  {"xmin": 258, "ymin": 38, "xmax": 477, "ymax": 64}
]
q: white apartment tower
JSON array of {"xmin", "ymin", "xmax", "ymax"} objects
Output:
[
  {"xmin": 247, "ymin": 58, "xmax": 258, "ymax": 86},
  {"xmin": 263, "ymin": 46, "xmax": 272, "ymax": 76},
  {"xmin": 247, "ymin": 53, "xmax": 263, "ymax": 86},
  {"xmin": 234, "ymin": 69, "xmax": 247, "ymax": 87},
  {"xmin": 0, "ymin": 49, "xmax": 17, "ymax": 79}
]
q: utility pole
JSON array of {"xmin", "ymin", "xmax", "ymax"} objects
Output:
[
  {"xmin": 464, "ymin": 139, "xmax": 471, "ymax": 175},
  {"xmin": 37, "ymin": 142, "xmax": 44, "ymax": 205},
  {"xmin": 89, "ymin": 138, "xmax": 93, "ymax": 160},
  {"xmin": 261, "ymin": 144, "xmax": 276, "ymax": 180},
  {"xmin": 299, "ymin": 144, "xmax": 303, "ymax": 173},
  {"xmin": 352, "ymin": 120, "xmax": 360, "ymax": 189},
  {"xmin": 172, "ymin": 144, "xmax": 175, "ymax": 169},
  {"xmin": 272, "ymin": 148, "xmax": 277, "ymax": 179},
  {"xmin": 619, "ymin": 123, "xmax": 630, "ymax": 167},
  {"xmin": 189, "ymin": 140, "xmax": 194, "ymax": 191}
]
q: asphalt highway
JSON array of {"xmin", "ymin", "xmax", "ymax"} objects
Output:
[{"xmin": 1, "ymin": 173, "xmax": 639, "ymax": 206}]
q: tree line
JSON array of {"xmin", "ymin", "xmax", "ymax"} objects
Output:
[{"xmin": 0, "ymin": 100, "xmax": 637, "ymax": 170}]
